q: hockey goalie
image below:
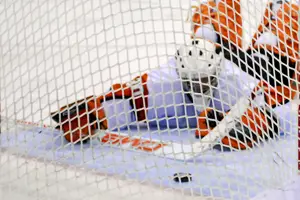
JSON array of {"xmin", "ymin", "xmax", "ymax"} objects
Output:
[{"xmin": 51, "ymin": 0, "xmax": 299, "ymax": 151}]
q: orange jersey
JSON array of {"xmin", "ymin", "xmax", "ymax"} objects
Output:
[
  {"xmin": 192, "ymin": 0, "xmax": 243, "ymax": 48},
  {"xmin": 251, "ymin": 2, "xmax": 299, "ymax": 62}
]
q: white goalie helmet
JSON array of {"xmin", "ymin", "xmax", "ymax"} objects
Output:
[{"xmin": 175, "ymin": 38, "xmax": 223, "ymax": 95}]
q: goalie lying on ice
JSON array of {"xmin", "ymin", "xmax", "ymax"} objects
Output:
[
  {"xmin": 51, "ymin": 0, "xmax": 295, "ymax": 150},
  {"xmin": 51, "ymin": 38, "xmax": 266, "ymax": 150}
]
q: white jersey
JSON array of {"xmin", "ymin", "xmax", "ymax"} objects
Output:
[{"xmin": 102, "ymin": 57, "xmax": 259, "ymax": 129}]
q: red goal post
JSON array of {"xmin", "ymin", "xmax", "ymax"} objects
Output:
[{"xmin": 0, "ymin": 0, "xmax": 300, "ymax": 200}]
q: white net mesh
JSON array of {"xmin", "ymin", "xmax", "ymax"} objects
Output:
[{"xmin": 0, "ymin": 0, "xmax": 299, "ymax": 200}]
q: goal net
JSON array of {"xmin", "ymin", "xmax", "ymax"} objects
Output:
[{"xmin": 0, "ymin": 0, "xmax": 299, "ymax": 199}]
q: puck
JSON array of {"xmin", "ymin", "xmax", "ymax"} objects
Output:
[{"xmin": 173, "ymin": 173, "xmax": 192, "ymax": 183}]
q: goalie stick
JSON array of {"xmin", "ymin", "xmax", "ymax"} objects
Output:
[{"xmin": 0, "ymin": 96, "xmax": 250, "ymax": 161}]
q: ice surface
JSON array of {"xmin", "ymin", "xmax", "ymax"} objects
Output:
[{"xmin": 0, "ymin": 115, "xmax": 298, "ymax": 200}]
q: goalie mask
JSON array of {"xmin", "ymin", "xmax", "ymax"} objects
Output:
[{"xmin": 175, "ymin": 39, "xmax": 223, "ymax": 111}]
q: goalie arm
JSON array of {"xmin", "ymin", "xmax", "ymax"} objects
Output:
[{"xmin": 51, "ymin": 74, "xmax": 149, "ymax": 143}]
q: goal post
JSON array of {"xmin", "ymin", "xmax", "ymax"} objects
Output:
[
  {"xmin": 1, "ymin": 0, "xmax": 300, "ymax": 200},
  {"xmin": 297, "ymin": 0, "xmax": 300, "ymax": 172}
]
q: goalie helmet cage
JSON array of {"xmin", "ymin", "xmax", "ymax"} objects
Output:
[{"xmin": 0, "ymin": 0, "xmax": 299, "ymax": 200}]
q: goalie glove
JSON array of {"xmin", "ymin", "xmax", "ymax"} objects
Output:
[
  {"xmin": 51, "ymin": 96, "xmax": 101, "ymax": 143},
  {"xmin": 195, "ymin": 106, "xmax": 279, "ymax": 150},
  {"xmin": 51, "ymin": 96, "xmax": 106, "ymax": 143},
  {"xmin": 175, "ymin": 38, "xmax": 223, "ymax": 112}
]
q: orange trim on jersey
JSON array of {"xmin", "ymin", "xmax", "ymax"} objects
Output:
[
  {"xmin": 88, "ymin": 73, "xmax": 149, "ymax": 122},
  {"xmin": 192, "ymin": 0, "xmax": 243, "ymax": 48},
  {"xmin": 133, "ymin": 73, "xmax": 149, "ymax": 121}
]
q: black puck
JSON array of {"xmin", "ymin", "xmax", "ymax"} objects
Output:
[{"xmin": 173, "ymin": 173, "xmax": 192, "ymax": 183}]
